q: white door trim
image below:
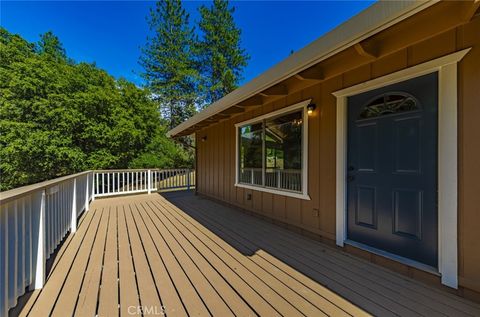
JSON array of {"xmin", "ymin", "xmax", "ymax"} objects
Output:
[{"xmin": 332, "ymin": 48, "xmax": 471, "ymax": 289}]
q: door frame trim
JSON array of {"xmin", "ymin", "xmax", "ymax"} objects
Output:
[{"xmin": 332, "ymin": 48, "xmax": 471, "ymax": 289}]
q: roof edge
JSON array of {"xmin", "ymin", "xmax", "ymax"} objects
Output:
[{"xmin": 167, "ymin": 0, "xmax": 438, "ymax": 137}]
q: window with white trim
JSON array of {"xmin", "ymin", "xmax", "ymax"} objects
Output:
[{"xmin": 236, "ymin": 102, "xmax": 308, "ymax": 196}]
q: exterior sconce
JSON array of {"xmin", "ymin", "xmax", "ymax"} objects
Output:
[
  {"xmin": 201, "ymin": 136, "xmax": 207, "ymax": 142},
  {"xmin": 307, "ymin": 103, "xmax": 316, "ymax": 115}
]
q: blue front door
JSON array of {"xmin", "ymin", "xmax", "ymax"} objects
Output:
[{"xmin": 347, "ymin": 72, "xmax": 438, "ymax": 268}]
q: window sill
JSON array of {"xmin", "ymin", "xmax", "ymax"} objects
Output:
[{"xmin": 234, "ymin": 183, "xmax": 311, "ymax": 200}]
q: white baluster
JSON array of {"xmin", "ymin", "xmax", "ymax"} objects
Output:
[
  {"xmin": 71, "ymin": 179, "xmax": 77, "ymax": 233},
  {"xmin": 148, "ymin": 170, "xmax": 151, "ymax": 194},
  {"xmin": 85, "ymin": 175, "xmax": 89, "ymax": 212},
  {"xmin": 95, "ymin": 173, "xmax": 99, "ymax": 198},
  {"xmin": 92, "ymin": 172, "xmax": 95, "ymax": 201},
  {"xmin": 32, "ymin": 190, "xmax": 46, "ymax": 290}
]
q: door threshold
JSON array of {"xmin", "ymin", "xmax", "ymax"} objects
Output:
[{"xmin": 344, "ymin": 239, "xmax": 440, "ymax": 276}]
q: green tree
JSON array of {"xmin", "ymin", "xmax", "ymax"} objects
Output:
[
  {"xmin": 140, "ymin": 0, "xmax": 198, "ymax": 129},
  {"xmin": 129, "ymin": 124, "xmax": 193, "ymax": 169},
  {"xmin": 0, "ymin": 28, "xmax": 192, "ymax": 191},
  {"xmin": 196, "ymin": 0, "xmax": 249, "ymax": 104},
  {"xmin": 37, "ymin": 31, "xmax": 67, "ymax": 61}
]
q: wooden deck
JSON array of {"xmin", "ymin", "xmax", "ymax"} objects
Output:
[{"xmin": 15, "ymin": 191, "xmax": 480, "ymax": 317}]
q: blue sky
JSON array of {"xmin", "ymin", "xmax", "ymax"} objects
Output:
[{"xmin": 1, "ymin": 1, "xmax": 374, "ymax": 86}]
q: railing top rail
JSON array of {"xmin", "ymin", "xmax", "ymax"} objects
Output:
[
  {"xmin": 0, "ymin": 170, "xmax": 92, "ymax": 204},
  {"xmin": 94, "ymin": 168, "xmax": 153, "ymax": 173},
  {"xmin": 1, "ymin": 168, "xmax": 195, "ymax": 204},
  {"xmin": 94, "ymin": 168, "xmax": 191, "ymax": 173},
  {"xmin": 243, "ymin": 167, "xmax": 302, "ymax": 172}
]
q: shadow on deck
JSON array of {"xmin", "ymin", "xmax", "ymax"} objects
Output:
[{"xmin": 14, "ymin": 190, "xmax": 480, "ymax": 317}]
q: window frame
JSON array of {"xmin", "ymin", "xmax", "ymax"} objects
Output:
[{"xmin": 234, "ymin": 99, "xmax": 311, "ymax": 200}]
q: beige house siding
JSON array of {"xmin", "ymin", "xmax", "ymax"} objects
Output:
[{"xmin": 194, "ymin": 15, "xmax": 480, "ymax": 301}]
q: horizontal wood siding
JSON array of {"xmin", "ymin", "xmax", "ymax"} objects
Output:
[{"xmin": 195, "ymin": 15, "xmax": 480, "ymax": 298}]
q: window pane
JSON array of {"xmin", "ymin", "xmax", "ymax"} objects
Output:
[
  {"xmin": 239, "ymin": 122, "xmax": 263, "ymax": 185},
  {"xmin": 359, "ymin": 93, "xmax": 420, "ymax": 119},
  {"xmin": 264, "ymin": 111, "xmax": 303, "ymax": 192}
]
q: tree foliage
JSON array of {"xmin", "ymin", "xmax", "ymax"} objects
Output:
[
  {"xmin": 0, "ymin": 28, "xmax": 192, "ymax": 191},
  {"xmin": 140, "ymin": 0, "xmax": 249, "ymax": 113},
  {"xmin": 37, "ymin": 31, "xmax": 67, "ymax": 61},
  {"xmin": 140, "ymin": 0, "xmax": 198, "ymax": 129},
  {"xmin": 1, "ymin": 0, "xmax": 250, "ymax": 191},
  {"xmin": 196, "ymin": 0, "xmax": 249, "ymax": 104}
]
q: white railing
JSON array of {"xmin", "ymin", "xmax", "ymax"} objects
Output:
[
  {"xmin": 0, "ymin": 171, "xmax": 94, "ymax": 316},
  {"xmin": 155, "ymin": 169, "xmax": 195, "ymax": 191},
  {"xmin": 239, "ymin": 167, "xmax": 263, "ymax": 186},
  {"xmin": 240, "ymin": 167, "xmax": 302, "ymax": 192},
  {"xmin": 93, "ymin": 169, "xmax": 195, "ymax": 197},
  {"xmin": 0, "ymin": 168, "xmax": 194, "ymax": 316},
  {"xmin": 94, "ymin": 169, "xmax": 150, "ymax": 197}
]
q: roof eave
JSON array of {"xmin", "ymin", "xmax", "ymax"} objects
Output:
[{"xmin": 167, "ymin": 0, "xmax": 438, "ymax": 138}]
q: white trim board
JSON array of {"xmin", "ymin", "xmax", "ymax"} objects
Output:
[
  {"xmin": 333, "ymin": 48, "xmax": 471, "ymax": 289},
  {"xmin": 234, "ymin": 99, "xmax": 311, "ymax": 201}
]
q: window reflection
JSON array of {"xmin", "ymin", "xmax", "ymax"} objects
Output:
[
  {"xmin": 239, "ymin": 122, "xmax": 263, "ymax": 185},
  {"xmin": 238, "ymin": 110, "xmax": 303, "ymax": 193}
]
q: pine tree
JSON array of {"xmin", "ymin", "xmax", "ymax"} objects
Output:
[
  {"xmin": 37, "ymin": 31, "xmax": 67, "ymax": 61},
  {"xmin": 140, "ymin": 0, "xmax": 197, "ymax": 129},
  {"xmin": 196, "ymin": 0, "xmax": 249, "ymax": 105}
]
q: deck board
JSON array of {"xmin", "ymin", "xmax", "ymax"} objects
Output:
[
  {"xmin": 137, "ymin": 200, "xmax": 253, "ymax": 316},
  {"xmin": 117, "ymin": 204, "xmax": 141, "ymax": 317},
  {"xmin": 17, "ymin": 191, "xmax": 480, "ymax": 317},
  {"xmin": 174, "ymin": 198, "xmax": 426, "ymax": 316},
  {"xmin": 152, "ymin": 199, "xmax": 330, "ymax": 317},
  {"xmin": 164, "ymin": 199, "xmax": 363, "ymax": 317},
  {"xmin": 124, "ymin": 204, "xmax": 163, "ymax": 316},
  {"xmin": 136, "ymin": 200, "xmax": 210, "ymax": 316},
  {"xmin": 130, "ymin": 203, "xmax": 188, "ymax": 317},
  {"xmin": 51, "ymin": 208, "xmax": 105, "ymax": 317},
  {"xmin": 74, "ymin": 206, "xmax": 109, "ymax": 317},
  {"xmin": 137, "ymin": 202, "xmax": 234, "ymax": 317},
  {"xmin": 27, "ymin": 206, "xmax": 98, "ymax": 316},
  {"xmin": 176, "ymin": 196, "xmax": 479, "ymax": 316},
  {"xmin": 97, "ymin": 206, "xmax": 119, "ymax": 317}
]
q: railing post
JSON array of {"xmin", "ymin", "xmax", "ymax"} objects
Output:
[
  {"xmin": 187, "ymin": 169, "xmax": 191, "ymax": 190},
  {"xmin": 148, "ymin": 169, "xmax": 151, "ymax": 194},
  {"xmin": 71, "ymin": 178, "xmax": 77, "ymax": 233},
  {"xmin": 8, "ymin": 201, "xmax": 18, "ymax": 308},
  {"xmin": 32, "ymin": 190, "xmax": 46, "ymax": 290}
]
